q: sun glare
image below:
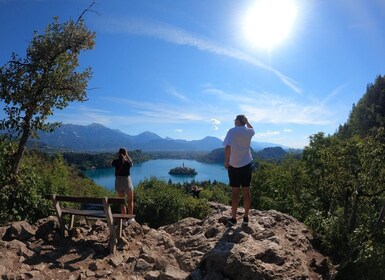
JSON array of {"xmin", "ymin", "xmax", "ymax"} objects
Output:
[{"xmin": 242, "ymin": 0, "xmax": 298, "ymax": 50}]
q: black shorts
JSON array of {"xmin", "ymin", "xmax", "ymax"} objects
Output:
[{"xmin": 228, "ymin": 163, "xmax": 252, "ymax": 188}]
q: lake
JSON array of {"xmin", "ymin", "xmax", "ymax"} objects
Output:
[{"xmin": 84, "ymin": 159, "xmax": 229, "ymax": 191}]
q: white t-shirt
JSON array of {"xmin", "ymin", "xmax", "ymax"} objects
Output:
[{"xmin": 223, "ymin": 126, "xmax": 255, "ymax": 168}]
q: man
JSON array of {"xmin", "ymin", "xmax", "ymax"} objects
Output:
[{"xmin": 223, "ymin": 114, "xmax": 255, "ymax": 226}]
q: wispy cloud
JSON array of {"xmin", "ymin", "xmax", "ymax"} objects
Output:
[
  {"xmin": 209, "ymin": 118, "xmax": 221, "ymax": 125},
  {"xmin": 175, "ymin": 129, "xmax": 183, "ymax": 133},
  {"xmin": 165, "ymin": 87, "xmax": 189, "ymax": 101},
  {"xmin": 255, "ymin": 130, "xmax": 280, "ymax": 137},
  {"xmin": 103, "ymin": 97, "xmax": 203, "ymax": 123},
  {"xmin": 99, "ymin": 17, "xmax": 302, "ymax": 93},
  {"xmin": 320, "ymin": 83, "xmax": 348, "ymax": 106},
  {"xmin": 203, "ymin": 86, "xmax": 335, "ymax": 125}
]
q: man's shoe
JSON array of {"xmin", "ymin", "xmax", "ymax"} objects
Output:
[
  {"xmin": 227, "ymin": 217, "xmax": 236, "ymax": 226},
  {"xmin": 123, "ymin": 218, "xmax": 135, "ymax": 227},
  {"xmin": 242, "ymin": 216, "xmax": 249, "ymax": 226}
]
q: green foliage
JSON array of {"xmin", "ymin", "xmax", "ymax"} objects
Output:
[
  {"xmin": 339, "ymin": 75, "xmax": 385, "ymax": 138},
  {"xmin": 0, "ymin": 16, "xmax": 95, "ymax": 175},
  {"xmin": 247, "ymin": 125, "xmax": 385, "ymax": 279},
  {"xmin": 134, "ymin": 177, "xmax": 211, "ymax": 228},
  {"xmin": 0, "ymin": 139, "xmax": 111, "ymax": 226},
  {"xmin": 199, "ymin": 183, "xmax": 231, "ymax": 205}
]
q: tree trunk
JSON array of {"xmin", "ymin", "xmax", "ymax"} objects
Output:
[
  {"xmin": 348, "ymin": 188, "xmax": 360, "ymax": 233},
  {"xmin": 11, "ymin": 128, "xmax": 30, "ymax": 176}
]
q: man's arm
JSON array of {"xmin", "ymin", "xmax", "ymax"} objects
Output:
[
  {"xmin": 224, "ymin": 145, "xmax": 231, "ymax": 169},
  {"xmin": 243, "ymin": 116, "xmax": 253, "ymax": 128}
]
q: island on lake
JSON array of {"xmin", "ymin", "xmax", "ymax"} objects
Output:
[{"xmin": 169, "ymin": 163, "xmax": 198, "ymax": 176}]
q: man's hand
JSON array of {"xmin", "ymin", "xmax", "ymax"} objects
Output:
[{"xmin": 224, "ymin": 161, "xmax": 230, "ymax": 169}]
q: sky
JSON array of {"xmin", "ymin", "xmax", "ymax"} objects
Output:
[{"xmin": 1, "ymin": 0, "xmax": 385, "ymax": 149}]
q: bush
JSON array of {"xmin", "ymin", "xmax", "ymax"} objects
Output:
[
  {"xmin": 0, "ymin": 141, "xmax": 112, "ymax": 226},
  {"xmin": 135, "ymin": 177, "xmax": 211, "ymax": 228}
]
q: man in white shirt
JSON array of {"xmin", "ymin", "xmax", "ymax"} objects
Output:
[{"xmin": 223, "ymin": 115, "xmax": 255, "ymax": 226}]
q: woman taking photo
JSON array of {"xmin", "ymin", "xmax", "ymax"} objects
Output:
[{"xmin": 111, "ymin": 148, "xmax": 135, "ymax": 225}]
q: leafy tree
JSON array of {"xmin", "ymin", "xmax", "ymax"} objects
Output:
[
  {"xmin": 0, "ymin": 16, "xmax": 95, "ymax": 176},
  {"xmin": 338, "ymin": 75, "xmax": 385, "ymax": 138}
]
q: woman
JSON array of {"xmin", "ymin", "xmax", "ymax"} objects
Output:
[{"xmin": 111, "ymin": 148, "xmax": 135, "ymax": 225}]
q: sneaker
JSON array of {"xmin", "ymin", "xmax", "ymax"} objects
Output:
[
  {"xmin": 227, "ymin": 217, "xmax": 236, "ymax": 226},
  {"xmin": 242, "ymin": 216, "xmax": 249, "ymax": 226},
  {"xmin": 123, "ymin": 218, "xmax": 135, "ymax": 227}
]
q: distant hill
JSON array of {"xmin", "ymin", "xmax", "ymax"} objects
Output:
[
  {"xmin": 255, "ymin": 147, "xmax": 288, "ymax": 161},
  {"xmin": 201, "ymin": 146, "xmax": 298, "ymax": 164},
  {"xmin": 22, "ymin": 123, "xmax": 288, "ymax": 152}
]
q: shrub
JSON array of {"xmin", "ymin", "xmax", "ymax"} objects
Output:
[{"xmin": 135, "ymin": 178, "xmax": 211, "ymax": 228}]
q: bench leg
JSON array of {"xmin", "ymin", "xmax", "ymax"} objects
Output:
[
  {"xmin": 52, "ymin": 196, "xmax": 66, "ymax": 237},
  {"xmin": 103, "ymin": 198, "xmax": 118, "ymax": 254},
  {"xmin": 69, "ymin": 214, "xmax": 75, "ymax": 230},
  {"xmin": 118, "ymin": 219, "xmax": 123, "ymax": 239}
]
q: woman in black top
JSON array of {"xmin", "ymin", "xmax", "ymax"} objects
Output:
[{"xmin": 111, "ymin": 148, "xmax": 134, "ymax": 224}]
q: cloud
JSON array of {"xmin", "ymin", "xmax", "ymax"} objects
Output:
[
  {"xmin": 102, "ymin": 97, "xmax": 204, "ymax": 123},
  {"xmin": 165, "ymin": 87, "xmax": 189, "ymax": 101},
  {"xmin": 51, "ymin": 106, "xmax": 113, "ymax": 126},
  {"xmin": 255, "ymin": 130, "xmax": 280, "ymax": 137},
  {"xmin": 100, "ymin": 17, "xmax": 302, "ymax": 93},
  {"xmin": 209, "ymin": 118, "xmax": 221, "ymax": 125},
  {"xmin": 283, "ymin": 129, "xmax": 292, "ymax": 133},
  {"xmin": 320, "ymin": 83, "xmax": 348, "ymax": 106},
  {"xmin": 212, "ymin": 125, "xmax": 219, "ymax": 131},
  {"xmin": 203, "ymin": 86, "xmax": 335, "ymax": 125},
  {"xmin": 175, "ymin": 129, "xmax": 183, "ymax": 133}
]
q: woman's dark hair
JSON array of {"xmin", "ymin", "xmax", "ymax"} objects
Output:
[{"xmin": 118, "ymin": 148, "xmax": 127, "ymax": 161}]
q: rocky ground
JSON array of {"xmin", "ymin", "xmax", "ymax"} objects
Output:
[{"xmin": 0, "ymin": 203, "xmax": 336, "ymax": 279}]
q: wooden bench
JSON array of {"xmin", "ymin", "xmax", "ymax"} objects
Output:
[{"xmin": 44, "ymin": 194, "xmax": 135, "ymax": 254}]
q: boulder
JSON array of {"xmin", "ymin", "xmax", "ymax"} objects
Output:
[{"xmin": 0, "ymin": 203, "xmax": 336, "ymax": 280}]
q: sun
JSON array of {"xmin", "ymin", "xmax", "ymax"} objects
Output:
[{"xmin": 242, "ymin": 0, "xmax": 298, "ymax": 50}]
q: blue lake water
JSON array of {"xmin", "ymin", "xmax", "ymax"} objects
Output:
[{"xmin": 84, "ymin": 159, "xmax": 229, "ymax": 191}]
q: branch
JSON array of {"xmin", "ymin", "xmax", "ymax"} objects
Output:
[
  {"xmin": 8, "ymin": 60, "xmax": 32, "ymax": 67},
  {"xmin": 336, "ymin": 199, "xmax": 385, "ymax": 274},
  {"xmin": 76, "ymin": 1, "xmax": 100, "ymax": 25},
  {"xmin": 369, "ymin": 200, "xmax": 385, "ymax": 237},
  {"xmin": 361, "ymin": 188, "xmax": 385, "ymax": 198}
]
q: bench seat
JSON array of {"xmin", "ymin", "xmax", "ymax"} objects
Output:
[{"xmin": 45, "ymin": 194, "xmax": 135, "ymax": 254}]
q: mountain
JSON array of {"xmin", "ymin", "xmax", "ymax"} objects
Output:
[
  {"xmin": 201, "ymin": 146, "xmax": 295, "ymax": 164},
  {"xmin": 30, "ymin": 123, "xmax": 286, "ymax": 152},
  {"xmin": 255, "ymin": 146, "xmax": 288, "ymax": 161}
]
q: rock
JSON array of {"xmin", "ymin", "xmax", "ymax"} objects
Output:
[
  {"xmin": 159, "ymin": 265, "xmax": 189, "ymax": 280},
  {"xmin": 35, "ymin": 216, "xmax": 59, "ymax": 240},
  {"xmin": 0, "ymin": 203, "xmax": 336, "ymax": 280},
  {"xmin": 135, "ymin": 258, "xmax": 153, "ymax": 272},
  {"xmin": 2, "ymin": 221, "xmax": 35, "ymax": 241},
  {"xmin": 109, "ymin": 254, "xmax": 124, "ymax": 267}
]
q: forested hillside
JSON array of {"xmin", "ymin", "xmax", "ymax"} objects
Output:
[
  {"xmin": 338, "ymin": 75, "xmax": 385, "ymax": 138},
  {"xmin": 249, "ymin": 75, "xmax": 385, "ymax": 279}
]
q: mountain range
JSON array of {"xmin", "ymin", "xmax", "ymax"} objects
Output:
[{"xmin": 30, "ymin": 123, "xmax": 287, "ymax": 152}]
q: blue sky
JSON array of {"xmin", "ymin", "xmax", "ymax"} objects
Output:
[{"xmin": 1, "ymin": 0, "xmax": 385, "ymax": 148}]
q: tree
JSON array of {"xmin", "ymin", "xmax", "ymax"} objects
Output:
[
  {"xmin": 0, "ymin": 15, "xmax": 95, "ymax": 176},
  {"xmin": 338, "ymin": 75, "xmax": 385, "ymax": 138}
]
